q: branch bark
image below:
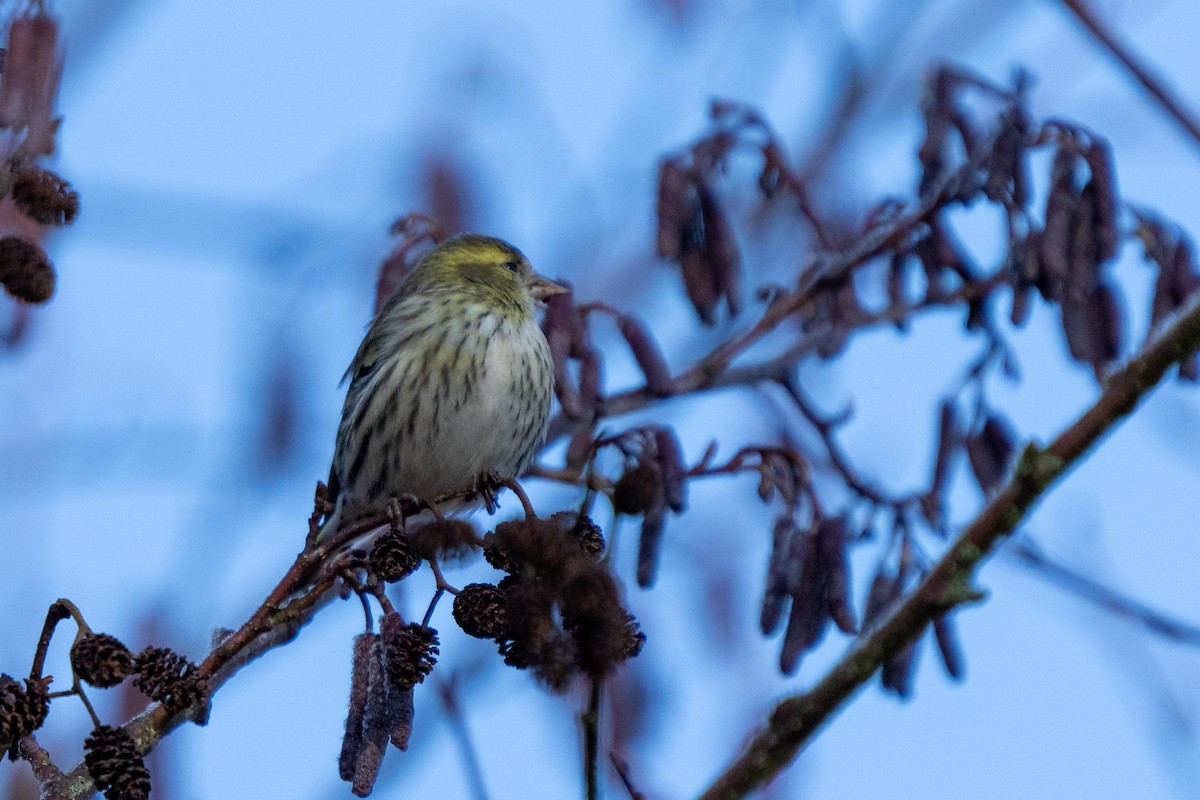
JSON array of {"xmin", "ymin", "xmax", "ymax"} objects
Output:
[{"xmin": 697, "ymin": 291, "xmax": 1200, "ymax": 800}]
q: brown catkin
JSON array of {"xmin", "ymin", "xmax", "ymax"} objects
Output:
[
  {"xmin": 11, "ymin": 165, "xmax": 79, "ymax": 225},
  {"xmin": 0, "ymin": 235, "xmax": 53, "ymax": 303},
  {"xmin": 84, "ymin": 725, "xmax": 151, "ymax": 800},
  {"xmin": 71, "ymin": 633, "xmax": 135, "ymax": 688}
]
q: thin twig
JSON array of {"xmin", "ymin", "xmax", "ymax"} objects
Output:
[
  {"xmin": 697, "ymin": 290, "xmax": 1200, "ymax": 800},
  {"xmin": 436, "ymin": 675, "xmax": 492, "ymax": 800},
  {"xmin": 611, "ymin": 753, "xmax": 646, "ymax": 800},
  {"xmin": 1059, "ymin": 0, "xmax": 1200, "ymax": 149},
  {"xmin": 583, "ymin": 678, "xmax": 602, "ymax": 800},
  {"xmin": 780, "ymin": 377, "xmax": 895, "ymax": 506},
  {"xmin": 422, "ymin": 589, "xmax": 444, "ymax": 629},
  {"xmin": 18, "ymin": 736, "xmax": 66, "ymax": 794},
  {"xmin": 545, "ymin": 265, "xmax": 1008, "ymax": 445},
  {"xmin": 1008, "ymin": 539, "xmax": 1200, "ymax": 645},
  {"xmin": 502, "ymin": 477, "xmax": 537, "ymax": 518},
  {"xmin": 29, "ymin": 600, "xmax": 74, "ymax": 680}
]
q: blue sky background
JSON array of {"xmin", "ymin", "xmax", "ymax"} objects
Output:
[{"xmin": 3, "ymin": 1, "xmax": 1200, "ymax": 798}]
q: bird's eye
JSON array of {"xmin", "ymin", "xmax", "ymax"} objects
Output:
[{"xmin": 503, "ymin": 260, "xmax": 520, "ymax": 273}]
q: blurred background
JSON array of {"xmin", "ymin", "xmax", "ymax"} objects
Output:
[{"xmin": 3, "ymin": 0, "xmax": 1200, "ymax": 797}]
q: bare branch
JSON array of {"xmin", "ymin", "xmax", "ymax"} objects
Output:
[
  {"xmin": 1008, "ymin": 539, "xmax": 1200, "ymax": 645},
  {"xmin": 1059, "ymin": 0, "xmax": 1200, "ymax": 149},
  {"xmin": 697, "ymin": 290, "xmax": 1200, "ymax": 800}
]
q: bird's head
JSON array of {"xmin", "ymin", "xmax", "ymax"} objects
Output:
[{"xmin": 412, "ymin": 234, "xmax": 568, "ymax": 317}]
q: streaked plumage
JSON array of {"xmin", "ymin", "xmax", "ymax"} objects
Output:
[{"xmin": 322, "ymin": 234, "xmax": 566, "ymax": 535}]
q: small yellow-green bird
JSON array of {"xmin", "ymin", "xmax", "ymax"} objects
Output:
[{"xmin": 321, "ymin": 233, "xmax": 567, "ymax": 537}]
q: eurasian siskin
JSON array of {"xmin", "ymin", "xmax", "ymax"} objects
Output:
[{"xmin": 321, "ymin": 233, "xmax": 567, "ymax": 537}]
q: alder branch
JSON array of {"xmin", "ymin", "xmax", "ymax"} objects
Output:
[
  {"xmin": 1059, "ymin": 0, "xmax": 1200, "ymax": 148},
  {"xmin": 697, "ymin": 290, "xmax": 1200, "ymax": 800},
  {"xmin": 545, "ymin": 250, "xmax": 1008, "ymax": 444},
  {"xmin": 41, "ymin": 511, "xmax": 393, "ymax": 799}
]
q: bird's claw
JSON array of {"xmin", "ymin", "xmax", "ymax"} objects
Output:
[
  {"xmin": 473, "ymin": 471, "xmax": 505, "ymax": 514},
  {"xmin": 384, "ymin": 497, "xmax": 405, "ymax": 531}
]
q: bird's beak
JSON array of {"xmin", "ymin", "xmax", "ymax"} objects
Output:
[{"xmin": 528, "ymin": 274, "xmax": 570, "ymax": 301}]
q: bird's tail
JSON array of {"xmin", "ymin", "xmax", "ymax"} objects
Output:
[{"xmin": 313, "ymin": 503, "xmax": 342, "ymax": 544}]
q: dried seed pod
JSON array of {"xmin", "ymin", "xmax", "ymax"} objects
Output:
[
  {"xmin": 578, "ymin": 346, "xmax": 603, "ymax": 414},
  {"xmin": 488, "ymin": 517, "xmax": 591, "ymax": 581},
  {"xmin": 698, "ymin": 183, "xmax": 743, "ymax": 316},
  {"xmin": 540, "ymin": 288, "xmax": 577, "ymax": 348},
  {"xmin": 550, "ymin": 510, "xmax": 605, "ymax": 558},
  {"xmin": 758, "ymin": 450, "xmax": 805, "ymax": 506},
  {"xmin": 351, "ymin": 637, "xmax": 391, "ymax": 797},
  {"xmin": 1083, "ymin": 139, "xmax": 1119, "ymax": 262},
  {"xmin": 453, "ymin": 583, "xmax": 510, "ymax": 639},
  {"xmin": 965, "ymin": 297, "xmax": 987, "ymax": 331},
  {"xmin": 560, "ymin": 569, "xmax": 629, "ymax": 677},
  {"xmin": 928, "ymin": 400, "xmax": 961, "ymax": 505},
  {"xmin": 965, "ymin": 415, "xmax": 1016, "ymax": 496},
  {"xmin": 0, "ymin": 235, "xmax": 54, "ymax": 304},
  {"xmin": 84, "ymin": 725, "xmax": 151, "ymax": 800},
  {"xmin": 531, "ymin": 633, "xmax": 580, "ymax": 692},
  {"xmin": 1009, "ymin": 95, "xmax": 1034, "ymax": 207},
  {"xmin": 339, "ymin": 633, "xmax": 377, "ymax": 782},
  {"xmin": 917, "ymin": 70, "xmax": 954, "ymax": 196},
  {"xmin": 932, "ymin": 612, "xmax": 965, "ymax": 680},
  {"xmin": 680, "ymin": 244, "xmax": 721, "ymax": 325},
  {"xmin": 778, "ymin": 526, "xmax": 827, "ymax": 674},
  {"xmin": 1178, "ymin": 354, "xmax": 1200, "ymax": 382},
  {"xmin": 0, "ymin": 10, "xmax": 62, "ymax": 157},
  {"xmin": 1169, "ymin": 238, "xmax": 1200, "ymax": 307},
  {"xmin": 409, "ymin": 518, "xmax": 477, "ymax": 562},
  {"xmin": 1010, "ymin": 283, "xmax": 1031, "ymax": 327},
  {"xmin": 635, "ymin": 502, "xmax": 667, "ymax": 588},
  {"xmin": 133, "ymin": 647, "xmax": 208, "ymax": 712},
  {"xmin": 0, "ymin": 674, "xmax": 50, "ymax": 758},
  {"xmin": 819, "ymin": 517, "xmax": 856, "ymax": 635},
  {"xmin": 887, "ymin": 252, "xmax": 910, "ymax": 330},
  {"xmin": 618, "ymin": 315, "xmax": 673, "ymax": 397},
  {"xmin": 621, "ymin": 610, "xmax": 647, "ymax": 659},
  {"xmin": 387, "ymin": 685, "xmax": 415, "ymax": 752},
  {"xmin": 613, "ymin": 463, "xmax": 663, "ymax": 516},
  {"xmin": 880, "ymin": 638, "xmax": 920, "ymax": 698},
  {"xmin": 369, "ymin": 529, "xmax": 421, "ymax": 582},
  {"xmin": 380, "ymin": 614, "xmax": 438, "ymax": 691},
  {"xmin": 11, "ymin": 165, "xmax": 78, "ymax": 225},
  {"xmin": 551, "ymin": 335, "xmax": 585, "ymax": 422},
  {"xmin": 983, "ymin": 119, "xmax": 1018, "ymax": 203},
  {"xmin": 422, "ymin": 156, "xmax": 470, "ymax": 238},
  {"xmin": 1068, "ymin": 180, "xmax": 1102, "ymax": 294},
  {"xmin": 1090, "ymin": 281, "xmax": 1122, "ymax": 364},
  {"xmin": 760, "ymin": 517, "xmax": 799, "ymax": 635},
  {"xmin": 498, "ymin": 579, "xmax": 559, "ymax": 671},
  {"xmin": 71, "ymin": 632, "xmax": 135, "ymax": 688},
  {"xmin": 757, "ymin": 155, "xmax": 782, "ymax": 197},
  {"xmin": 564, "ymin": 422, "xmax": 596, "ymax": 471},
  {"xmin": 862, "ymin": 566, "xmax": 901, "ymax": 632},
  {"xmin": 653, "ymin": 427, "xmax": 688, "ymax": 513},
  {"xmin": 1061, "ymin": 292, "xmax": 1098, "ymax": 366},
  {"xmin": 1039, "ymin": 146, "xmax": 1081, "ymax": 302},
  {"xmin": 655, "ymin": 158, "xmax": 691, "ymax": 260},
  {"xmin": 1012, "ymin": 228, "xmax": 1044, "ymax": 287}
]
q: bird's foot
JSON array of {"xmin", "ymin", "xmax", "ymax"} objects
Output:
[
  {"xmin": 384, "ymin": 497, "xmax": 406, "ymax": 532},
  {"xmin": 473, "ymin": 471, "xmax": 506, "ymax": 514}
]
